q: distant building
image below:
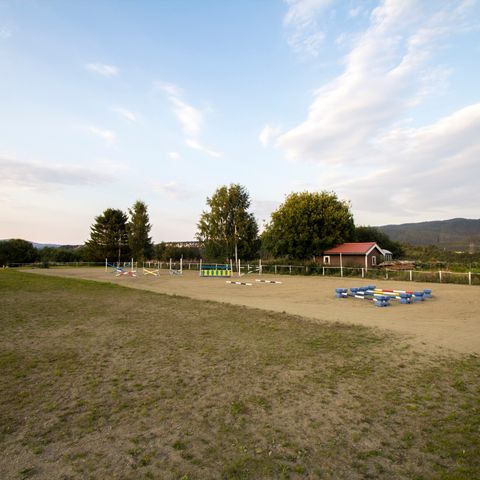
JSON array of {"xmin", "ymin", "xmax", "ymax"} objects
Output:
[{"xmin": 323, "ymin": 242, "xmax": 385, "ymax": 270}]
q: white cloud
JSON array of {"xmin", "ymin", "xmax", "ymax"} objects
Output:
[
  {"xmin": 276, "ymin": 0, "xmax": 480, "ymax": 222},
  {"xmin": 284, "ymin": 0, "xmax": 332, "ymax": 26},
  {"xmin": 155, "ymin": 82, "xmax": 203, "ymax": 136},
  {"xmin": 0, "ymin": 27, "xmax": 12, "ymax": 39},
  {"xmin": 284, "ymin": 0, "xmax": 332, "ymax": 56},
  {"xmin": 168, "ymin": 151, "xmax": 182, "ymax": 160},
  {"xmin": 185, "ymin": 139, "xmax": 222, "ymax": 158},
  {"xmin": 153, "ymin": 181, "xmax": 195, "ymax": 200},
  {"xmin": 156, "ymin": 81, "xmax": 222, "ymax": 158},
  {"xmin": 85, "ymin": 63, "xmax": 119, "ymax": 77},
  {"xmin": 318, "ymin": 103, "xmax": 480, "ymax": 223},
  {"xmin": 1, "ymin": 155, "xmax": 112, "ymax": 190},
  {"xmin": 277, "ymin": 0, "xmax": 476, "ymax": 164},
  {"xmin": 111, "ymin": 107, "xmax": 137, "ymax": 123},
  {"xmin": 259, "ymin": 124, "xmax": 283, "ymax": 146},
  {"xmin": 87, "ymin": 126, "xmax": 116, "ymax": 144}
]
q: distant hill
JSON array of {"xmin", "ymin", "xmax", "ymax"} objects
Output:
[
  {"xmin": 0, "ymin": 240, "xmax": 78, "ymax": 249},
  {"xmin": 377, "ymin": 218, "xmax": 480, "ymax": 252}
]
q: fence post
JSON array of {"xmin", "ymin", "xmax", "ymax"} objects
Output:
[
  {"xmin": 439, "ymin": 270, "xmax": 442, "ymax": 282},
  {"xmin": 289, "ymin": 266, "xmax": 292, "ymax": 274},
  {"xmin": 341, "ymin": 266, "xmax": 343, "ymax": 277},
  {"xmin": 322, "ymin": 267, "xmax": 325, "ymax": 276},
  {"xmin": 275, "ymin": 265, "xmax": 277, "ymax": 274},
  {"xmin": 361, "ymin": 268, "xmax": 364, "ymax": 278},
  {"xmin": 385, "ymin": 269, "xmax": 388, "ymax": 280},
  {"xmin": 409, "ymin": 270, "xmax": 412, "ymax": 281},
  {"xmin": 469, "ymin": 271, "xmax": 472, "ymax": 285}
]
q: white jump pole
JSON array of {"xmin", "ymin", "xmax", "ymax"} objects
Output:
[
  {"xmin": 199, "ymin": 259, "xmax": 202, "ymax": 276},
  {"xmin": 180, "ymin": 256, "xmax": 183, "ymax": 273},
  {"xmin": 105, "ymin": 258, "xmax": 107, "ymax": 272},
  {"xmin": 238, "ymin": 258, "xmax": 241, "ymax": 277},
  {"xmin": 230, "ymin": 259, "xmax": 233, "ymax": 275},
  {"xmin": 131, "ymin": 258, "xmax": 134, "ymax": 273},
  {"xmin": 259, "ymin": 258, "xmax": 262, "ymax": 275},
  {"xmin": 169, "ymin": 258, "xmax": 172, "ymax": 271}
]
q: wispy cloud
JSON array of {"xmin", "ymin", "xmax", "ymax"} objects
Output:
[
  {"xmin": 155, "ymin": 82, "xmax": 203, "ymax": 136},
  {"xmin": 155, "ymin": 81, "xmax": 222, "ymax": 158},
  {"xmin": 276, "ymin": 0, "xmax": 480, "ymax": 222},
  {"xmin": 153, "ymin": 181, "xmax": 195, "ymax": 200},
  {"xmin": 0, "ymin": 27, "xmax": 12, "ymax": 39},
  {"xmin": 259, "ymin": 124, "xmax": 283, "ymax": 146},
  {"xmin": 85, "ymin": 63, "xmax": 119, "ymax": 77},
  {"xmin": 168, "ymin": 151, "xmax": 182, "ymax": 160},
  {"xmin": 283, "ymin": 0, "xmax": 332, "ymax": 56},
  {"xmin": 184, "ymin": 139, "xmax": 222, "ymax": 158},
  {"xmin": 1, "ymin": 155, "xmax": 112, "ymax": 190},
  {"xmin": 277, "ymin": 0, "xmax": 476, "ymax": 164},
  {"xmin": 111, "ymin": 107, "xmax": 137, "ymax": 123},
  {"xmin": 87, "ymin": 126, "xmax": 116, "ymax": 144}
]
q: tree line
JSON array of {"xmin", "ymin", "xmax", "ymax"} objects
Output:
[{"xmin": 1, "ymin": 184, "xmax": 404, "ymax": 265}]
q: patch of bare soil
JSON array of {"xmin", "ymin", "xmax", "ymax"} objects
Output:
[{"xmin": 28, "ymin": 267, "xmax": 480, "ymax": 355}]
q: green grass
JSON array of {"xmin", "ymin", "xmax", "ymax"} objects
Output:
[{"xmin": 0, "ymin": 270, "xmax": 479, "ymax": 479}]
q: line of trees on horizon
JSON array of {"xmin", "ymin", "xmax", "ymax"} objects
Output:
[{"xmin": 1, "ymin": 184, "xmax": 409, "ymax": 266}]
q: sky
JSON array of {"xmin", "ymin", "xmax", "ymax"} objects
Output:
[{"xmin": 1, "ymin": 0, "xmax": 480, "ymax": 244}]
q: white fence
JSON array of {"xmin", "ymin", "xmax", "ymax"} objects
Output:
[{"xmin": 5, "ymin": 260, "xmax": 479, "ymax": 286}]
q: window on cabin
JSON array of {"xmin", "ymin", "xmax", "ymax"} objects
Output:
[
  {"xmin": 323, "ymin": 255, "xmax": 330, "ymax": 265},
  {"xmin": 371, "ymin": 255, "xmax": 377, "ymax": 266}
]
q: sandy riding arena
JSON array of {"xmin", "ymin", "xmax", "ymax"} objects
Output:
[{"xmin": 26, "ymin": 267, "xmax": 480, "ymax": 355}]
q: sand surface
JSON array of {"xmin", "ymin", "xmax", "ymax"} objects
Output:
[{"xmin": 25, "ymin": 267, "xmax": 480, "ymax": 355}]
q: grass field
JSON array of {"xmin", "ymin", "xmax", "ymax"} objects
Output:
[{"xmin": 1, "ymin": 270, "xmax": 479, "ymax": 479}]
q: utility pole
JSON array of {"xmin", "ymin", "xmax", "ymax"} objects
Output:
[{"xmin": 234, "ymin": 223, "xmax": 238, "ymax": 271}]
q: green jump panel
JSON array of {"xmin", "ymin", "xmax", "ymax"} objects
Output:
[{"xmin": 201, "ymin": 269, "xmax": 232, "ymax": 277}]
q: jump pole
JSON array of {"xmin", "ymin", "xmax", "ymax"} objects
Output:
[
  {"xmin": 199, "ymin": 259, "xmax": 202, "ymax": 277},
  {"xmin": 105, "ymin": 258, "xmax": 107, "ymax": 272}
]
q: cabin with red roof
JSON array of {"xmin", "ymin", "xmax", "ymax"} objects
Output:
[{"xmin": 322, "ymin": 242, "xmax": 384, "ymax": 270}]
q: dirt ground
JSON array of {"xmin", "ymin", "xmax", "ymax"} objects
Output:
[{"xmin": 25, "ymin": 267, "xmax": 480, "ymax": 355}]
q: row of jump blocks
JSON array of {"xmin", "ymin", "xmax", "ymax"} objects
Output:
[{"xmin": 335, "ymin": 286, "xmax": 433, "ymax": 307}]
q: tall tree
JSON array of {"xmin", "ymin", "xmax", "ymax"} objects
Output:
[
  {"xmin": 127, "ymin": 200, "xmax": 154, "ymax": 261},
  {"xmin": 355, "ymin": 226, "xmax": 404, "ymax": 258},
  {"xmin": 261, "ymin": 191, "xmax": 355, "ymax": 259},
  {"xmin": 84, "ymin": 208, "xmax": 129, "ymax": 262},
  {"xmin": 197, "ymin": 184, "xmax": 259, "ymax": 260}
]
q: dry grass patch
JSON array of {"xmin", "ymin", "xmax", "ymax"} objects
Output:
[{"xmin": 0, "ymin": 270, "xmax": 479, "ymax": 479}]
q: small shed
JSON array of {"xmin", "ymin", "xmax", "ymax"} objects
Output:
[
  {"xmin": 382, "ymin": 249, "xmax": 393, "ymax": 261},
  {"xmin": 323, "ymin": 242, "xmax": 384, "ymax": 271}
]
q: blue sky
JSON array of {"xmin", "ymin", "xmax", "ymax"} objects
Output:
[{"xmin": 1, "ymin": 0, "xmax": 480, "ymax": 244}]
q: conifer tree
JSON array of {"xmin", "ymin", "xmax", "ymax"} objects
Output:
[
  {"xmin": 127, "ymin": 200, "xmax": 154, "ymax": 261},
  {"xmin": 84, "ymin": 208, "xmax": 129, "ymax": 262}
]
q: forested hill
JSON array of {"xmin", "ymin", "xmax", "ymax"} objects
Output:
[{"xmin": 377, "ymin": 218, "xmax": 480, "ymax": 251}]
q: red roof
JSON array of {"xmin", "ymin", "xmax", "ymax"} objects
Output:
[{"xmin": 324, "ymin": 242, "xmax": 378, "ymax": 255}]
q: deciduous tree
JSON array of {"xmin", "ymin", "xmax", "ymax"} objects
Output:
[
  {"xmin": 261, "ymin": 191, "xmax": 354, "ymax": 259},
  {"xmin": 0, "ymin": 239, "xmax": 37, "ymax": 266},
  {"xmin": 197, "ymin": 184, "xmax": 259, "ymax": 260}
]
